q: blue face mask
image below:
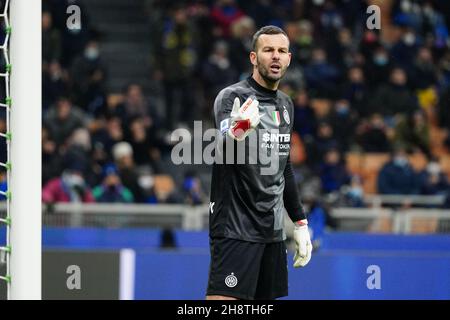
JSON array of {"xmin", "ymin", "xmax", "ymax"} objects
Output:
[
  {"xmin": 336, "ymin": 105, "xmax": 349, "ymax": 116},
  {"xmin": 394, "ymin": 157, "xmax": 408, "ymax": 167},
  {"xmin": 374, "ymin": 55, "xmax": 388, "ymax": 66},
  {"xmin": 348, "ymin": 187, "xmax": 363, "ymax": 198}
]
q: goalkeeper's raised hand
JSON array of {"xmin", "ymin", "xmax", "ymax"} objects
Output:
[
  {"xmin": 293, "ymin": 219, "xmax": 312, "ymax": 268},
  {"xmin": 227, "ymin": 96, "xmax": 262, "ymax": 141}
]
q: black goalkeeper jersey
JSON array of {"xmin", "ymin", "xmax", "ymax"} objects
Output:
[{"xmin": 209, "ymin": 77, "xmax": 304, "ymax": 243}]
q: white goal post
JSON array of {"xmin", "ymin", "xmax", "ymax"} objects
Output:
[{"xmin": 9, "ymin": 0, "xmax": 42, "ymax": 300}]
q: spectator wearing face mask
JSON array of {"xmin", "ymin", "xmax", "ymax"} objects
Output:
[
  {"xmin": 70, "ymin": 39, "xmax": 107, "ymax": 112},
  {"xmin": 329, "ymin": 99, "xmax": 358, "ymax": 152},
  {"xmin": 377, "ymin": 146, "xmax": 421, "ymax": 195},
  {"xmin": 365, "ymin": 46, "xmax": 392, "ymax": 89},
  {"xmin": 42, "ymin": 166, "xmax": 95, "ymax": 203},
  {"xmin": 390, "ymin": 27, "xmax": 421, "ymax": 70},
  {"xmin": 418, "ymin": 160, "xmax": 450, "ymax": 197}
]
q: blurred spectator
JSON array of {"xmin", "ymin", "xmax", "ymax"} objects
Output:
[
  {"xmin": 44, "ymin": 96, "xmax": 88, "ymax": 147},
  {"xmin": 42, "ymin": 167, "xmax": 95, "ymax": 203},
  {"xmin": 229, "ymin": 16, "xmax": 255, "ymax": 76},
  {"xmin": 127, "ymin": 117, "xmax": 162, "ymax": 173},
  {"xmin": 306, "ymin": 121, "xmax": 339, "ymax": 168},
  {"xmin": 183, "ymin": 172, "xmax": 207, "ymax": 205},
  {"xmin": 341, "ymin": 175, "xmax": 365, "ymax": 207},
  {"xmin": 43, "ymin": 61, "xmax": 70, "ymax": 112},
  {"xmin": 303, "ymin": 47, "xmax": 340, "ymax": 98},
  {"xmin": 202, "ymin": 41, "xmax": 238, "ymax": 117},
  {"xmin": 341, "ymin": 66, "xmax": 369, "ymax": 118},
  {"xmin": 329, "ymin": 99, "xmax": 358, "ymax": 152},
  {"xmin": 356, "ymin": 114, "xmax": 391, "ymax": 153},
  {"xmin": 157, "ymin": 5, "xmax": 197, "ymax": 129},
  {"xmin": 293, "ymin": 89, "xmax": 316, "ymax": 138},
  {"xmin": 91, "ymin": 116, "xmax": 124, "ymax": 158},
  {"xmin": 288, "ymin": 20, "xmax": 314, "ymax": 66},
  {"xmin": 365, "ymin": 46, "xmax": 393, "ymax": 89},
  {"xmin": 390, "ymin": 27, "xmax": 421, "ymax": 69},
  {"xmin": 410, "ymin": 47, "xmax": 438, "ymax": 90},
  {"xmin": 42, "ymin": 10, "xmax": 62, "ymax": 65},
  {"xmin": 419, "ymin": 160, "xmax": 450, "ymax": 197},
  {"xmin": 327, "ymin": 27, "xmax": 354, "ymax": 71},
  {"xmin": 318, "ymin": 0, "xmax": 344, "ymax": 35},
  {"xmin": 92, "ymin": 164, "xmax": 134, "ymax": 203},
  {"xmin": 42, "ymin": 126, "xmax": 63, "ymax": 185},
  {"xmin": 377, "ymin": 147, "xmax": 421, "ymax": 195},
  {"xmin": 359, "ymin": 30, "xmax": 381, "ymax": 61},
  {"xmin": 61, "ymin": 128, "xmax": 95, "ymax": 185},
  {"xmin": 147, "ymin": 175, "xmax": 181, "ymax": 204},
  {"xmin": 210, "ymin": 0, "xmax": 244, "ymax": 38},
  {"xmin": 58, "ymin": 0, "xmax": 92, "ymax": 67},
  {"xmin": 70, "ymin": 39, "xmax": 107, "ymax": 113},
  {"xmin": 394, "ymin": 110, "xmax": 430, "ymax": 155},
  {"xmin": 319, "ymin": 148, "xmax": 351, "ymax": 193},
  {"xmin": 116, "ymin": 83, "xmax": 160, "ymax": 130},
  {"xmin": 369, "ymin": 67, "xmax": 419, "ymax": 118},
  {"xmin": 112, "ymin": 142, "xmax": 146, "ymax": 203}
]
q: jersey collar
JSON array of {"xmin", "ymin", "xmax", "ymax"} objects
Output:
[{"xmin": 247, "ymin": 76, "xmax": 278, "ymax": 98}]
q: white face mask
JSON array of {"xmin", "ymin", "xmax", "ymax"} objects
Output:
[
  {"xmin": 394, "ymin": 156, "xmax": 408, "ymax": 167},
  {"xmin": 427, "ymin": 162, "xmax": 441, "ymax": 175},
  {"xmin": 403, "ymin": 33, "xmax": 416, "ymax": 46},
  {"xmin": 85, "ymin": 47, "xmax": 99, "ymax": 60},
  {"xmin": 63, "ymin": 173, "xmax": 84, "ymax": 188}
]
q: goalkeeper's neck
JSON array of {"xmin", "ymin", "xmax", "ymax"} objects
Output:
[{"xmin": 252, "ymin": 71, "xmax": 280, "ymax": 91}]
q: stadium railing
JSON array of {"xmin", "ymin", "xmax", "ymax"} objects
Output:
[{"xmin": 0, "ymin": 196, "xmax": 448, "ymax": 233}]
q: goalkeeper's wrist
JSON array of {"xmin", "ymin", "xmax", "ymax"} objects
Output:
[{"xmin": 294, "ymin": 219, "xmax": 308, "ymax": 228}]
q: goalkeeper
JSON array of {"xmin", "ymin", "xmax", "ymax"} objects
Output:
[{"xmin": 206, "ymin": 25, "xmax": 312, "ymax": 300}]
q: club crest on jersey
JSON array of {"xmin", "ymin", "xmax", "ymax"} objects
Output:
[
  {"xmin": 283, "ymin": 106, "xmax": 290, "ymax": 125},
  {"xmin": 225, "ymin": 273, "xmax": 238, "ymax": 288},
  {"xmin": 272, "ymin": 111, "xmax": 281, "ymax": 127}
]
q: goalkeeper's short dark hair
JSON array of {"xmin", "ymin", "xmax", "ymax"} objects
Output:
[{"xmin": 251, "ymin": 25, "xmax": 289, "ymax": 51}]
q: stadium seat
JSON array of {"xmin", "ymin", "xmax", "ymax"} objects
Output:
[{"xmin": 361, "ymin": 153, "xmax": 390, "ymax": 194}]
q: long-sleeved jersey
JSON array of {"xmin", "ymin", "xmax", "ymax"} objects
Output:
[{"xmin": 209, "ymin": 77, "xmax": 305, "ymax": 243}]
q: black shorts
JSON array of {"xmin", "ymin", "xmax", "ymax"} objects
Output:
[{"xmin": 206, "ymin": 237, "xmax": 288, "ymax": 300}]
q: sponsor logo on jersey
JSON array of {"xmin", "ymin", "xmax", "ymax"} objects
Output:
[
  {"xmin": 283, "ymin": 106, "xmax": 290, "ymax": 125},
  {"xmin": 225, "ymin": 273, "xmax": 238, "ymax": 288},
  {"xmin": 209, "ymin": 202, "xmax": 215, "ymax": 214},
  {"xmin": 262, "ymin": 133, "xmax": 290, "ymax": 143}
]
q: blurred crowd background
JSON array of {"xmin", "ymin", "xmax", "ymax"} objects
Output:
[{"xmin": 14, "ymin": 0, "xmax": 450, "ymax": 216}]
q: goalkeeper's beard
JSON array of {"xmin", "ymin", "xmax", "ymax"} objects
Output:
[{"xmin": 256, "ymin": 57, "xmax": 287, "ymax": 83}]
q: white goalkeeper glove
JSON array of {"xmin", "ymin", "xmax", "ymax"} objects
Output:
[
  {"xmin": 227, "ymin": 96, "xmax": 262, "ymax": 141},
  {"xmin": 293, "ymin": 219, "xmax": 312, "ymax": 268}
]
